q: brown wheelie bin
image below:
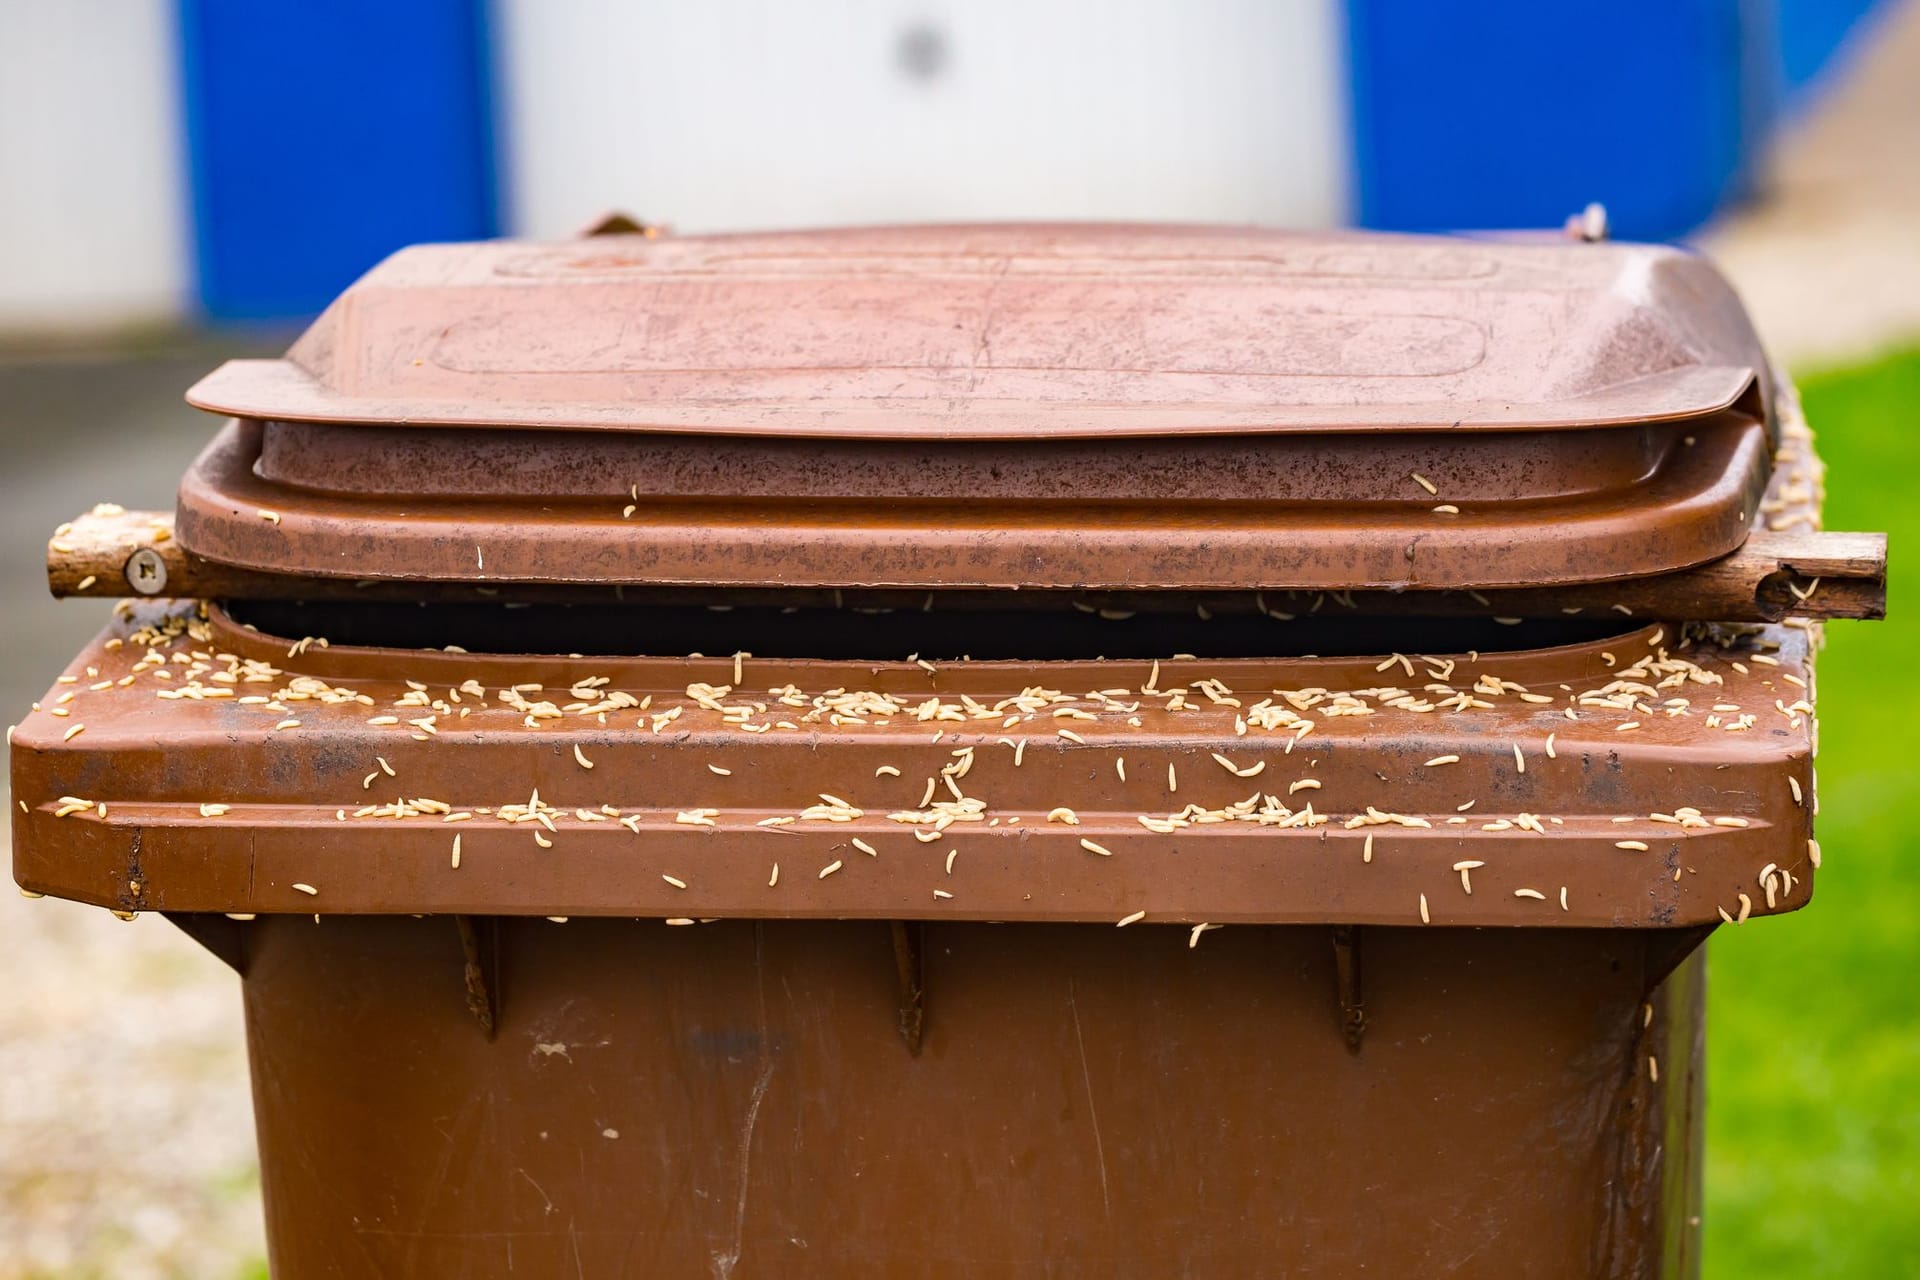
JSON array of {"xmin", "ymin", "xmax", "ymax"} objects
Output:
[{"xmin": 12, "ymin": 223, "xmax": 1887, "ymax": 1277}]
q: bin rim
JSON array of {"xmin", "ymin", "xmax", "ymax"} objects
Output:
[{"xmin": 11, "ymin": 600, "xmax": 1818, "ymax": 930}]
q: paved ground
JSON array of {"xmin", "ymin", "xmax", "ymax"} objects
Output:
[
  {"xmin": 1700, "ymin": 1, "xmax": 1920, "ymax": 365},
  {"xmin": 2, "ymin": 8, "xmax": 1918, "ymax": 1275},
  {"xmin": 0, "ymin": 347, "xmax": 273, "ymax": 1278}
]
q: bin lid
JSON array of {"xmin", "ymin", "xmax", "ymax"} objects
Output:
[
  {"xmin": 174, "ymin": 224, "xmax": 1775, "ymax": 591},
  {"xmin": 188, "ymin": 223, "xmax": 1767, "ymax": 441}
]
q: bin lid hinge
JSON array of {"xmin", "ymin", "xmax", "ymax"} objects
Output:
[
  {"xmin": 890, "ymin": 921, "xmax": 926, "ymax": 1056},
  {"xmin": 454, "ymin": 915, "xmax": 499, "ymax": 1040},
  {"xmin": 1332, "ymin": 925, "xmax": 1365, "ymax": 1055}
]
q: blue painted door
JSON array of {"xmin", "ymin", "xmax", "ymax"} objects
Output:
[
  {"xmin": 1345, "ymin": 0, "xmax": 1773, "ymax": 242},
  {"xmin": 178, "ymin": 0, "xmax": 499, "ymax": 322}
]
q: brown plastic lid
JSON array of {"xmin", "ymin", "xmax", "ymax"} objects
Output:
[
  {"xmin": 188, "ymin": 223, "xmax": 1767, "ymax": 441},
  {"xmin": 174, "ymin": 224, "xmax": 1775, "ymax": 591}
]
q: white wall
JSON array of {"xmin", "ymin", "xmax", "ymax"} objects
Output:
[
  {"xmin": 0, "ymin": 2, "xmax": 188, "ymax": 333},
  {"xmin": 497, "ymin": 0, "xmax": 1347, "ymax": 238}
]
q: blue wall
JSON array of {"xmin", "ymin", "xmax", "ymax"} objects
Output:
[
  {"xmin": 177, "ymin": 0, "xmax": 500, "ymax": 322},
  {"xmin": 1345, "ymin": 0, "xmax": 1767, "ymax": 242},
  {"xmin": 1346, "ymin": 0, "xmax": 1889, "ymax": 243},
  {"xmin": 1778, "ymin": 0, "xmax": 1885, "ymax": 96},
  {"xmin": 172, "ymin": 0, "xmax": 1888, "ymax": 321}
]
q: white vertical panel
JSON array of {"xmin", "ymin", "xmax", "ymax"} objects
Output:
[
  {"xmin": 497, "ymin": 0, "xmax": 1347, "ymax": 237},
  {"xmin": 0, "ymin": 2, "xmax": 187, "ymax": 331}
]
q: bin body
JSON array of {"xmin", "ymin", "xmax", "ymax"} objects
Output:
[
  {"xmin": 230, "ymin": 915, "xmax": 1703, "ymax": 1278},
  {"xmin": 13, "ymin": 225, "xmax": 1857, "ymax": 1278}
]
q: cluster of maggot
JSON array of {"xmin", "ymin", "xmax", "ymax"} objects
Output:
[
  {"xmin": 18, "ymin": 600, "xmax": 1820, "ymax": 934},
  {"xmin": 1760, "ymin": 390, "xmax": 1825, "ymax": 536},
  {"xmin": 40, "ymin": 604, "xmax": 1814, "ymax": 751}
]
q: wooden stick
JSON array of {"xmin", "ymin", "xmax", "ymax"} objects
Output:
[{"xmin": 47, "ymin": 508, "xmax": 1885, "ymax": 621}]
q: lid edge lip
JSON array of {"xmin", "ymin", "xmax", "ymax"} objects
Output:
[
  {"xmin": 183, "ymin": 359, "xmax": 1759, "ymax": 441},
  {"xmin": 10, "ymin": 799, "xmax": 1813, "ymax": 929}
]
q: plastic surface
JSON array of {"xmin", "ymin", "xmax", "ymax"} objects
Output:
[
  {"xmin": 186, "ymin": 224, "xmax": 1770, "ymax": 439},
  {"xmin": 12, "ymin": 607, "xmax": 1815, "ymax": 929},
  {"xmin": 223, "ymin": 916, "xmax": 1705, "ymax": 1278},
  {"xmin": 175, "ymin": 412, "xmax": 1769, "ymax": 590},
  {"xmin": 172, "ymin": 225, "xmax": 1777, "ymax": 590}
]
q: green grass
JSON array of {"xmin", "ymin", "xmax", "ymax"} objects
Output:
[{"xmin": 1704, "ymin": 347, "xmax": 1920, "ymax": 1277}]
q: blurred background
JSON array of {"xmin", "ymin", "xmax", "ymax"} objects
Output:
[{"xmin": 2, "ymin": 2, "xmax": 1915, "ymax": 1275}]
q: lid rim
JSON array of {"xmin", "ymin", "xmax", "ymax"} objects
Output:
[{"xmin": 187, "ymin": 358, "xmax": 1760, "ymax": 441}]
